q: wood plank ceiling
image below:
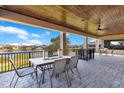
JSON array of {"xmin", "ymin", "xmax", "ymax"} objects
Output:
[{"xmin": 1, "ymin": 5, "xmax": 124, "ymax": 38}]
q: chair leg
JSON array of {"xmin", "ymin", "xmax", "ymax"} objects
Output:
[
  {"xmin": 48, "ymin": 69, "xmax": 53, "ymax": 88},
  {"xmin": 69, "ymin": 65, "xmax": 73, "ymax": 74},
  {"xmin": 76, "ymin": 68, "xmax": 81, "ymax": 80},
  {"xmin": 71, "ymin": 69, "xmax": 74, "ymax": 73},
  {"xmin": 39, "ymin": 71, "xmax": 43, "ymax": 87},
  {"xmin": 35, "ymin": 69, "xmax": 39, "ymax": 88},
  {"xmin": 10, "ymin": 72, "xmax": 16, "ymax": 88},
  {"xmin": 13, "ymin": 77, "xmax": 19, "ymax": 88},
  {"xmin": 42, "ymin": 70, "xmax": 45, "ymax": 84},
  {"xmin": 31, "ymin": 73, "xmax": 35, "ymax": 80},
  {"xmin": 50, "ymin": 76, "xmax": 53, "ymax": 88},
  {"xmin": 66, "ymin": 70, "xmax": 71, "ymax": 86},
  {"xmin": 65, "ymin": 72, "xmax": 70, "ymax": 87}
]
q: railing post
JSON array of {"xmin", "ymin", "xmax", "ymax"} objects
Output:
[
  {"xmin": 43, "ymin": 50, "xmax": 45, "ymax": 59},
  {"xmin": 29, "ymin": 52, "xmax": 31, "ymax": 67}
]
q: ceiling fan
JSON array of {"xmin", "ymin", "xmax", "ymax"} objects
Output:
[{"xmin": 97, "ymin": 19, "xmax": 108, "ymax": 31}]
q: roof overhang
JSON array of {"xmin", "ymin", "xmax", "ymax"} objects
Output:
[{"xmin": 0, "ymin": 8, "xmax": 97, "ymax": 38}]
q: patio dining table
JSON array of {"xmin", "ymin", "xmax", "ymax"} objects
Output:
[{"xmin": 29, "ymin": 56, "xmax": 72, "ymax": 86}]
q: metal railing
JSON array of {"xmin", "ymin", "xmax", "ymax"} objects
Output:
[
  {"xmin": 0, "ymin": 49, "xmax": 82, "ymax": 73},
  {"xmin": 0, "ymin": 50, "xmax": 44, "ymax": 73}
]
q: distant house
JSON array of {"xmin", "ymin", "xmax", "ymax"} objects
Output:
[
  {"xmin": 0, "ymin": 44, "xmax": 3, "ymax": 49},
  {"xmin": 88, "ymin": 41, "xmax": 96, "ymax": 48},
  {"xmin": 80, "ymin": 41, "xmax": 96, "ymax": 48}
]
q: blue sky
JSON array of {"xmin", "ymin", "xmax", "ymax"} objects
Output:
[{"xmin": 0, "ymin": 20, "xmax": 95, "ymax": 46}]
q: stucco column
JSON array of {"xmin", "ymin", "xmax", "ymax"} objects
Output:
[
  {"xmin": 96, "ymin": 39, "xmax": 100, "ymax": 52},
  {"xmin": 60, "ymin": 32, "xmax": 66, "ymax": 55},
  {"xmin": 101, "ymin": 39, "xmax": 104, "ymax": 48},
  {"xmin": 84, "ymin": 36, "xmax": 88, "ymax": 49}
]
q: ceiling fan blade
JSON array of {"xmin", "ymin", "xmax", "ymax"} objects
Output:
[{"xmin": 97, "ymin": 18, "xmax": 102, "ymax": 30}]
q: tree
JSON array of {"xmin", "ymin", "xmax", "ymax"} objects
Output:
[
  {"xmin": 50, "ymin": 36, "xmax": 60, "ymax": 50},
  {"xmin": 43, "ymin": 35, "xmax": 70, "ymax": 52}
]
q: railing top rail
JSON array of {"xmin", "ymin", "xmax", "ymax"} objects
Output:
[{"xmin": 0, "ymin": 50, "xmax": 44, "ymax": 55}]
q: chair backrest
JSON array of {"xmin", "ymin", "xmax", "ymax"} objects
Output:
[
  {"xmin": 52, "ymin": 58, "xmax": 67, "ymax": 75},
  {"xmin": 68, "ymin": 56, "xmax": 79, "ymax": 69},
  {"xmin": 8, "ymin": 58, "xmax": 19, "ymax": 76},
  {"xmin": 69, "ymin": 52, "xmax": 76, "ymax": 57}
]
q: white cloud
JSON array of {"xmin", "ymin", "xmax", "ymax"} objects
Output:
[
  {"xmin": 26, "ymin": 40, "xmax": 42, "ymax": 45},
  {"xmin": 10, "ymin": 43, "xmax": 20, "ymax": 46},
  {"xmin": 21, "ymin": 43, "xmax": 33, "ymax": 46},
  {"xmin": 0, "ymin": 25, "xmax": 51, "ymax": 45},
  {"xmin": 17, "ymin": 35, "xmax": 28, "ymax": 40},
  {"xmin": 46, "ymin": 31, "xmax": 50, "ymax": 35},
  {"xmin": 89, "ymin": 39, "xmax": 96, "ymax": 42},
  {"xmin": 66, "ymin": 33, "xmax": 70, "ymax": 36},
  {"xmin": 40, "ymin": 31, "xmax": 51, "ymax": 39},
  {"xmin": 0, "ymin": 25, "xmax": 29, "ymax": 40},
  {"xmin": 31, "ymin": 33, "xmax": 40, "ymax": 38},
  {"xmin": 20, "ymin": 39, "xmax": 43, "ymax": 46}
]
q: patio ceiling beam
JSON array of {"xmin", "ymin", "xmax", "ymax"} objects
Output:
[
  {"xmin": 99, "ymin": 34, "xmax": 124, "ymax": 40},
  {"xmin": 0, "ymin": 8, "xmax": 97, "ymax": 39}
]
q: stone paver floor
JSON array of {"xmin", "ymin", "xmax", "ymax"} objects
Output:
[{"xmin": 0, "ymin": 54, "xmax": 124, "ymax": 88}]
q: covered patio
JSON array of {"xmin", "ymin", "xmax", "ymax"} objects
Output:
[
  {"xmin": 0, "ymin": 54, "xmax": 124, "ymax": 88},
  {"xmin": 0, "ymin": 5, "xmax": 124, "ymax": 88}
]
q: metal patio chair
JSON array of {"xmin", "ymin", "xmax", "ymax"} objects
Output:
[
  {"xmin": 8, "ymin": 58, "xmax": 38, "ymax": 88},
  {"xmin": 47, "ymin": 58, "xmax": 70, "ymax": 88},
  {"xmin": 67, "ymin": 56, "xmax": 81, "ymax": 85}
]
